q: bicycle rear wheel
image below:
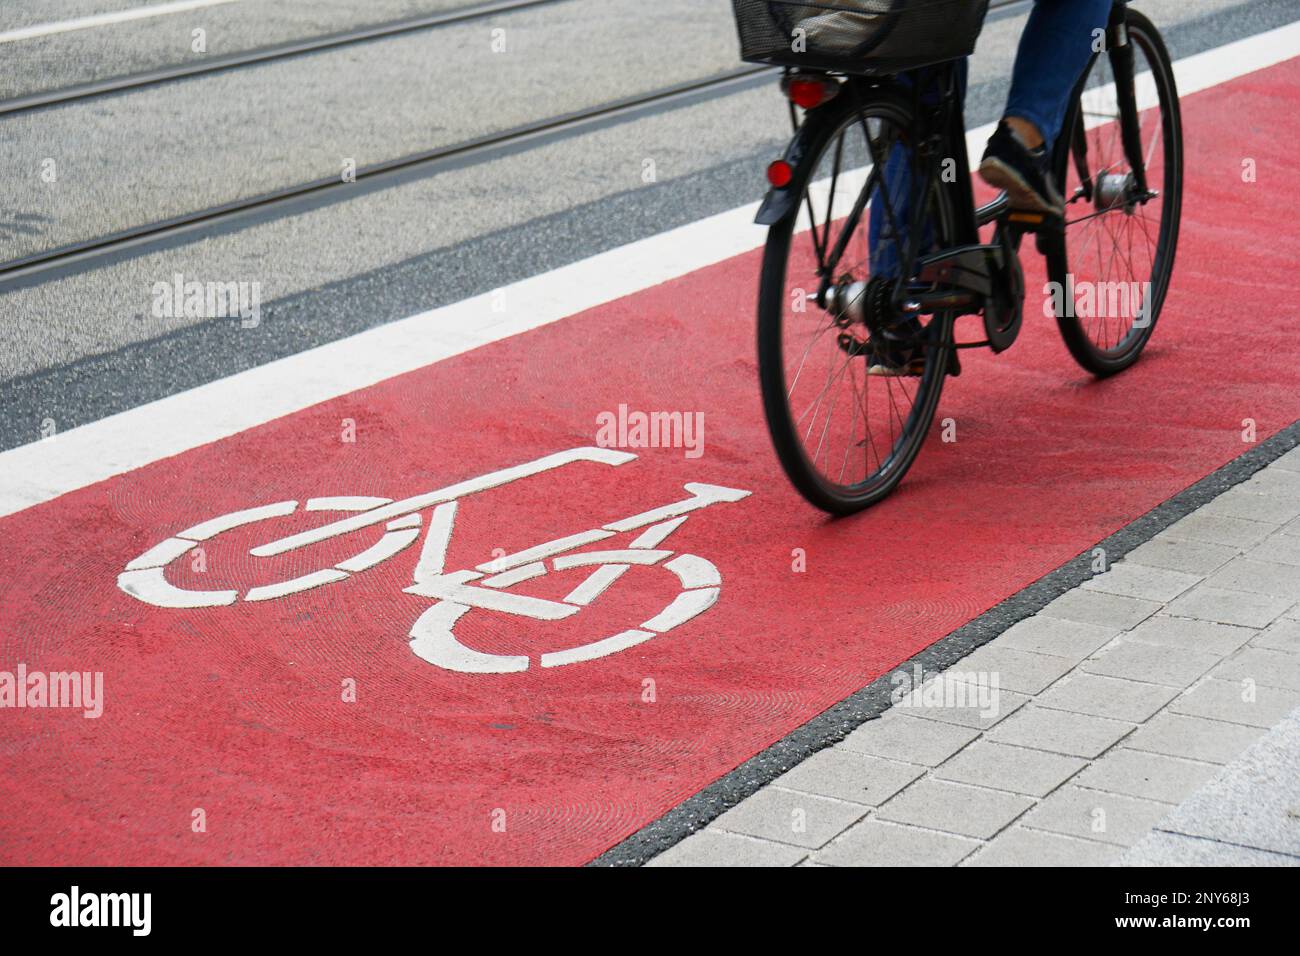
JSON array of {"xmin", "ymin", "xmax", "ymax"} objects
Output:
[
  {"xmin": 757, "ymin": 91, "xmax": 955, "ymax": 514},
  {"xmin": 1051, "ymin": 9, "xmax": 1183, "ymax": 375}
]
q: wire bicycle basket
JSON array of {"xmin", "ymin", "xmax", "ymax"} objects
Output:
[{"xmin": 731, "ymin": 0, "xmax": 991, "ymax": 75}]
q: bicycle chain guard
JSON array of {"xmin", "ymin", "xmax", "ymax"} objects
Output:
[
  {"xmin": 915, "ymin": 241, "xmax": 1023, "ymax": 353},
  {"xmin": 983, "ymin": 223, "xmax": 1025, "ymax": 353}
]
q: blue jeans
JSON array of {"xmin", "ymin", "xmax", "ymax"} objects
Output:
[
  {"xmin": 1006, "ymin": 0, "xmax": 1114, "ymax": 149},
  {"xmin": 869, "ymin": 0, "xmax": 1112, "ymax": 279}
]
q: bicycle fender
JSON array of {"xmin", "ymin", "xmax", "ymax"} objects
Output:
[
  {"xmin": 754, "ymin": 185, "xmax": 800, "ymax": 226},
  {"xmin": 753, "ymin": 116, "xmax": 822, "ymax": 226}
]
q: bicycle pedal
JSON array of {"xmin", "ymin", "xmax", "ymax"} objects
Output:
[{"xmin": 1007, "ymin": 210, "xmax": 1062, "ymax": 230}]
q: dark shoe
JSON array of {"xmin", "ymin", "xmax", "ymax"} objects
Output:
[
  {"xmin": 979, "ymin": 120, "xmax": 1064, "ymax": 215},
  {"xmin": 866, "ymin": 322, "xmax": 925, "ymax": 377}
]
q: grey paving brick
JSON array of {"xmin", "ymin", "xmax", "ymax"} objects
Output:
[
  {"xmin": 1121, "ymin": 831, "xmax": 1300, "ymax": 867},
  {"xmin": 1283, "ymin": 515, "xmax": 1300, "ymax": 538},
  {"xmin": 933, "ymin": 741, "xmax": 1086, "ymax": 797},
  {"xmin": 987, "ymin": 704, "xmax": 1134, "ymax": 759},
  {"xmin": 647, "ymin": 829, "xmax": 810, "ymax": 867},
  {"xmin": 1040, "ymin": 588, "xmax": 1161, "ymax": 630},
  {"xmin": 773, "ymin": 749, "xmax": 924, "ymax": 807},
  {"xmin": 1073, "ymin": 749, "xmax": 1218, "ymax": 803},
  {"xmin": 946, "ymin": 644, "xmax": 1074, "ymax": 695},
  {"xmin": 1081, "ymin": 638, "xmax": 1221, "ymax": 688},
  {"xmin": 1204, "ymin": 557, "xmax": 1300, "ymax": 601},
  {"xmin": 964, "ymin": 827, "xmax": 1123, "ymax": 867},
  {"xmin": 1237, "ymin": 466, "xmax": 1300, "ymax": 498},
  {"xmin": 992, "ymin": 615, "xmax": 1119, "ymax": 662},
  {"xmin": 814, "ymin": 819, "xmax": 979, "ymax": 867},
  {"xmin": 1161, "ymin": 512, "xmax": 1274, "ymax": 549},
  {"xmin": 1250, "ymin": 532, "xmax": 1300, "ymax": 568},
  {"xmin": 713, "ymin": 788, "xmax": 868, "ymax": 849},
  {"xmin": 1126, "ymin": 712, "xmax": 1265, "ymax": 764},
  {"xmin": 1082, "ymin": 562, "xmax": 1202, "ymax": 602},
  {"xmin": 1125, "ymin": 537, "xmax": 1239, "ymax": 576},
  {"xmin": 1022, "ymin": 786, "xmax": 1172, "ymax": 847},
  {"xmin": 874, "ymin": 779, "xmax": 1033, "ymax": 839},
  {"xmin": 1213, "ymin": 646, "xmax": 1300, "ymax": 691},
  {"xmin": 1254, "ymin": 617, "xmax": 1300, "ymax": 654},
  {"xmin": 1036, "ymin": 672, "xmax": 1178, "ymax": 722},
  {"xmin": 1124, "ymin": 614, "xmax": 1255, "ymax": 656},
  {"xmin": 839, "ymin": 713, "xmax": 978, "ymax": 767},
  {"xmin": 1164, "ymin": 584, "xmax": 1291, "ymax": 628},
  {"xmin": 1200, "ymin": 489, "xmax": 1300, "ymax": 525},
  {"xmin": 893, "ymin": 675, "xmax": 1028, "ymax": 730},
  {"xmin": 1149, "ymin": 705, "xmax": 1300, "ymax": 857},
  {"xmin": 1273, "ymin": 446, "xmax": 1300, "ymax": 473},
  {"xmin": 1170, "ymin": 678, "xmax": 1300, "ymax": 728}
]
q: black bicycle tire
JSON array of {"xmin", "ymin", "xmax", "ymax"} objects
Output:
[{"xmin": 1051, "ymin": 8, "xmax": 1184, "ymax": 376}]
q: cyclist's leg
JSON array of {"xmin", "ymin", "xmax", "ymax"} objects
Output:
[
  {"xmin": 865, "ymin": 61, "xmax": 967, "ymax": 374},
  {"xmin": 980, "ymin": 0, "xmax": 1112, "ymax": 212},
  {"xmin": 1003, "ymin": 0, "xmax": 1114, "ymax": 151},
  {"xmin": 868, "ymin": 60, "xmax": 969, "ymax": 278}
]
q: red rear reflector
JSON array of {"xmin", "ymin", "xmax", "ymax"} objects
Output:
[
  {"xmin": 788, "ymin": 79, "xmax": 830, "ymax": 110},
  {"xmin": 766, "ymin": 160, "xmax": 793, "ymax": 189}
]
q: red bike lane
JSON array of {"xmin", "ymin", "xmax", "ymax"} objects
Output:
[{"xmin": 1, "ymin": 56, "xmax": 1297, "ymax": 866}]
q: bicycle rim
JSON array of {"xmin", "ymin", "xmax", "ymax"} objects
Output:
[{"xmin": 1054, "ymin": 11, "xmax": 1183, "ymax": 373}]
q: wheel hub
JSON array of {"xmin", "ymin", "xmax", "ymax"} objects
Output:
[
  {"xmin": 1095, "ymin": 171, "xmax": 1137, "ymax": 214},
  {"xmin": 824, "ymin": 275, "xmax": 898, "ymax": 338}
]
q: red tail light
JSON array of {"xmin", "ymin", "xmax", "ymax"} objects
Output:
[
  {"xmin": 782, "ymin": 75, "xmax": 840, "ymax": 110},
  {"xmin": 766, "ymin": 160, "xmax": 793, "ymax": 189}
]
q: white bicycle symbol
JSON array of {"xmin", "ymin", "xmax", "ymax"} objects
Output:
[{"xmin": 118, "ymin": 447, "xmax": 751, "ymax": 672}]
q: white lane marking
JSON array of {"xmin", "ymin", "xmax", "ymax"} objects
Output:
[
  {"xmin": 642, "ymin": 587, "xmax": 719, "ymax": 634},
  {"xmin": 662, "ymin": 553, "xmax": 721, "ymax": 589},
  {"xmin": 562, "ymin": 563, "xmax": 630, "ymax": 606},
  {"xmin": 412, "ymin": 501, "xmax": 457, "ymax": 583},
  {"xmin": 409, "ymin": 601, "xmax": 528, "ymax": 673},
  {"xmin": 629, "ymin": 516, "xmax": 689, "ymax": 549},
  {"xmin": 179, "ymin": 500, "xmax": 296, "ymax": 541},
  {"xmin": 480, "ymin": 561, "xmax": 548, "ymax": 589},
  {"xmin": 476, "ymin": 529, "xmax": 615, "ymax": 575},
  {"xmin": 1, "ymin": 23, "xmax": 1297, "ymax": 520},
  {"xmin": 405, "ymin": 570, "xmax": 580, "ymax": 620},
  {"xmin": 540, "ymin": 629, "xmax": 654, "ymax": 669},
  {"xmin": 124, "ymin": 535, "xmax": 197, "ymax": 571},
  {"xmin": 306, "ymin": 496, "xmax": 391, "ymax": 511},
  {"xmin": 117, "ymin": 567, "xmax": 236, "ymax": 608},
  {"xmin": 0, "ymin": 0, "xmax": 240, "ymax": 44},
  {"xmin": 244, "ymin": 568, "xmax": 348, "ymax": 602},
  {"xmin": 551, "ymin": 549, "xmax": 673, "ymax": 569},
  {"xmin": 334, "ymin": 526, "xmax": 422, "ymax": 573},
  {"xmin": 251, "ymin": 447, "xmax": 632, "ymax": 558},
  {"xmin": 604, "ymin": 483, "xmax": 752, "ymax": 533}
]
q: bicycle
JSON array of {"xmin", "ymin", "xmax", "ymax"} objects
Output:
[
  {"xmin": 735, "ymin": 0, "xmax": 1182, "ymax": 513},
  {"xmin": 116, "ymin": 447, "xmax": 751, "ymax": 673}
]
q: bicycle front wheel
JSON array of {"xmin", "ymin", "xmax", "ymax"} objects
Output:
[
  {"xmin": 1051, "ymin": 9, "xmax": 1183, "ymax": 375},
  {"xmin": 757, "ymin": 92, "xmax": 955, "ymax": 514}
]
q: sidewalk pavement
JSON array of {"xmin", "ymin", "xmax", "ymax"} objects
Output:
[{"xmin": 650, "ymin": 446, "xmax": 1300, "ymax": 866}]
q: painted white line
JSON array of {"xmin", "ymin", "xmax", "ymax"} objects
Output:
[
  {"xmin": 2, "ymin": 21, "xmax": 1298, "ymax": 520},
  {"xmin": 0, "ymin": 0, "xmax": 240, "ymax": 44}
]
